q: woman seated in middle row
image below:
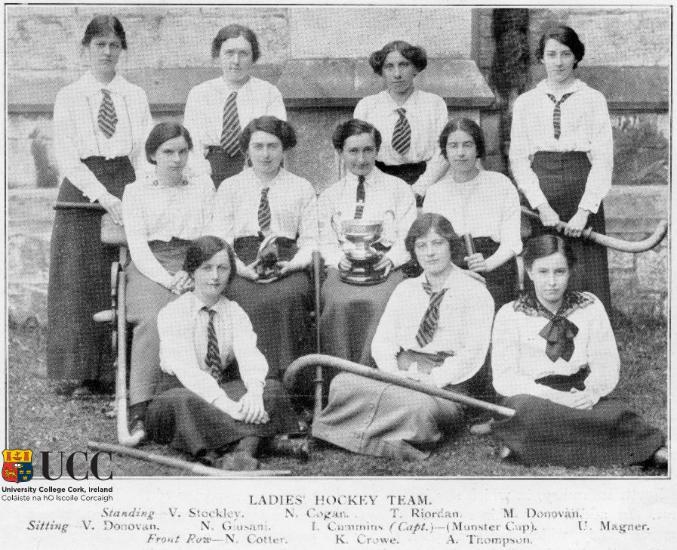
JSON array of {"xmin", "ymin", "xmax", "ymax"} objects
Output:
[
  {"xmin": 313, "ymin": 213, "xmax": 494, "ymax": 460},
  {"xmin": 122, "ymin": 122, "xmax": 215, "ymax": 438},
  {"xmin": 423, "ymin": 118, "xmax": 522, "ymax": 310},
  {"xmin": 317, "ymin": 118, "xmax": 417, "ymax": 366},
  {"xmin": 210, "ymin": 116, "xmax": 318, "ymax": 380}
]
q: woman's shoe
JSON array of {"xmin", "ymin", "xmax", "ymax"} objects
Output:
[
  {"xmin": 215, "ymin": 452, "xmax": 259, "ymax": 471},
  {"xmin": 652, "ymin": 446, "xmax": 668, "ymax": 468},
  {"xmin": 127, "ymin": 419, "xmax": 146, "ymax": 446},
  {"xmin": 267, "ymin": 437, "xmax": 310, "ymax": 461},
  {"xmin": 498, "ymin": 445, "xmax": 513, "ymax": 460},
  {"xmin": 469, "ymin": 419, "xmax": 494, "ymax": 435}
]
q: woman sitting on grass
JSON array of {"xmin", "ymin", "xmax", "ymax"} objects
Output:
[
  {"xmin": 313, "ymin": 213, "xmax": 494, "ymax": 460},
  {"xmin": 145, "ymin": 236, "xmax": 307, "ymax": 471},
  {"xmin": 489, "ymin": 234, "xmax": 667, "ymax": 468}
]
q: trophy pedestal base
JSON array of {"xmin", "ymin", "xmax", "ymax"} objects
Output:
[{"xmin": 339, "ymin": 264, "xmax": 388, "ymax": 286}]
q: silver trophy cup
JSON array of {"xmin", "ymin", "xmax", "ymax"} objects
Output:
[{"xmin": 332, "ymin": 215, "xmax": 388, "ymax": 285}]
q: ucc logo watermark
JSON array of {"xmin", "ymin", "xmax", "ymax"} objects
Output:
[{"xmin": 3, "ymin": 449, "xmax": 113, "ymax": 481}]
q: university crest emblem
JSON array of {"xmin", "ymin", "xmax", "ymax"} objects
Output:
[{"xmin": 2, "ymin": 449, "xmax": 33, "ymax": 483}]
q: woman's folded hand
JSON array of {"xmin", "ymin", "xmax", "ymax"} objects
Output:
[{"xmin": 238, "ymin": 391, "xmax": 269, "ymax": 424}]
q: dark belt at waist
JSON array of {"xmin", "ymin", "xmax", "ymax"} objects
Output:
[
  {"xmin": 234, "ymin": 235, "xmax": 297, "ymax": 265},
  {"xmin": 532, "ymin": 151, "xmax": 588, "ymax": 162},
  {"xmin": 535, "ymin": 364, "xmax": 590, "ymax": 392},
  {"xmin": 375, "ymin": 160, "xmax": 427, "ymax": 184}
]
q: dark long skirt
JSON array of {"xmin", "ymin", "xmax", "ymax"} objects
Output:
[
  {"xmin": 492, "ymin": 394, "xmax": 665, "ymax": 467},
  {"xmin": 225, "ymin": 237, "xmax": 313, "ymax": 381},
  {"xmin": 375, "ymin": 160, "xmax": 426, "ymax": 207},
  {"xmin": 530, "ymin": 151, "xmax": 611, "ymax": 311},
  {"xmin": 320, "ymin": 268, "xmax": 405, "ymax": 366},
  {"xmin": 146, "ymin": 377, "xmax": 299, "ymax": 457},
  {"xmin": 47, "ymin": 156, "xmax": 135, "ymax": 382},
  {"xmin": 471, "ymin": 237, "xmax": 518, "ymax": 310},
  {"xmin": 206, "ymin": 146, "xmax": 246, "ymax": 189}
]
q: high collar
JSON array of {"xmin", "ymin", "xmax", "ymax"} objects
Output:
[
  {"xmin": 246, "ymin": 166, "xmax": 286, "ymax": 189},
  {"xmin": 187, "ymin": 292, "xmax": 230, "ymax": 314},
  {"xmin": 514, "ymin": 290, "xmax": 594, "ymax": 318},
  {"xmin": 346, "ymin": 167, "xmax": 380, "ymax": 187},
  {"xmin": 536, "ymin": 78, "xmax": 585, "ymax": 98},
  {"xmin": 384, "ymin": 88, "xmax": 420, "ymax": 111},
  {"xmin": 417, "ymin": 265, "xmax": 459, "ymax": 292},
  {"xmin": 219, "ymin": 75, "xmax": 252, "ymax": 94},
  {"xmin": 81, "ymin": 71, "xmax": 126, "ymax": 95}
]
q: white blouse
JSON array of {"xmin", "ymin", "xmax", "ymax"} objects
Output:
[
  {"xmin": 423, "ymin": 170, "xmax": 523, "ymax": 256},
  {"xmin": 317, "ymin": 168, "xmax": 417, "ymax": 269},
  {"xmin": 122, "ymin": 173, "xmax": 215, "ymax": 287},
  {"xmin": 371, "ymin": 268, "xmax": 494, "ymax": 388},
  {"xmin": 509, "ymin": 79, "xmax": 613, "ymax": 214},
  {"xmin": 210, "ymin": 167, "xmax": 319, "ymax": 269},
  {"xmin": 354, "ymin": 89, "xmax": 448, "ymax": 166},
  {"xmin": 158, "ymin": 293, "xmax": 268, "ymax": 407},
  {"xmin": 183, "ymin": 76, "xmax": 287, "ymax": 177},
  {"xmin": 53, "ymin": 72, "xmax": 152, "ymax": 201},
  {"xmin": 491, "ymin": 293, "xmax": 620, "ymax": 405}
]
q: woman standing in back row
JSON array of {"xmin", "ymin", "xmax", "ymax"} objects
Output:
[
  {"xmin": 354, "ymin": 40, "xmax": 449, "ymax": 205},
  {"xmin": 183, "ymin": 24, "xmax": 286, "ymax": 188},
  {"xmin": 48, "ymin": 15, "xmax": 151, "ymax": 395},
  {"xmin": 510, "ymin": 25, "xmax": 613, "ymax": 312}
]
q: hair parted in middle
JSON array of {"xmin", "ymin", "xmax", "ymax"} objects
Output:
[
  {"xmin": 439, "ymin": 118, "xmax": 486, "ymax": 160},
  {"xmin": 523, "ymin": 234, "xmax": 577, "ymax": 270},
  {"xmin": 239, "ymin": 116, "xmax": 297, "ymax": 151},
  {"xmin": 211, "ymin": 24, "xmax": 260, "ymax": 61},
  {"xmin": 368, "ymin": 40, "xmax": 428, "ymax": 75},
  {"xmin": 145, "ymin": 122, "xmax": 193, "ymax": 164},
  {"xmin": 404, "ymin": 213, "xmax": 464, "ymax": 261},
  {"xmin": 332, "ymin": 119, "xmax": 382, "ymax": 152}
]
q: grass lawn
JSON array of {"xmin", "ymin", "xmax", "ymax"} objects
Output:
[{"xmin": 7, "ymin": 309, "xmax": 667, "ymax": 477}]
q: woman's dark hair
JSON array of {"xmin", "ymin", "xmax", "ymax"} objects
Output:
[
  {"xmin": 240, "ymin": 116, "xmax": 297, "ymax": 151},
  {"xmin": 368, "ymin": 40, "xmax": 427, "ymax": 75},
  {"xmin": 145, "ymin": 122, "xmax": 193, "ymax": 164},
  {"xmin": 536, "ymin": 25, "xmax": 585, "ymax": 69},
  {"xmin": 82, "ymin": 15, "xmax": 127, "ymax": 49},
  {"xmin": 183, "ymin": 236, "xmax": 237, "ymax": 284},
  {"xmin": 404, "ymin": 213, "xmax": 465, "ymax": 266},
  {"xmin": 211, "ymin": 24, "xmax": 260, "ymax": 62},
  {"xmin": 523, "ymin": 234, "xmax": 576, "ymax": 270},
  {"xmin": 332, "ymin": 119, "xmax": 382, "ymax": 152},
  {"xmin": 439, "ymin": 118, "xmax": 486, "ymax": 160}
]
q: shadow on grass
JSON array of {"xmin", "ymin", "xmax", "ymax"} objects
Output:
[{"xmin": 7, "ymin": 310, "xmax": 667, "ymax": 477}]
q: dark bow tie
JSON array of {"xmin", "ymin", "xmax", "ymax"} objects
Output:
[{"xmin": 539, "ymin": 315, "xmax": 579, "ymax": 362}]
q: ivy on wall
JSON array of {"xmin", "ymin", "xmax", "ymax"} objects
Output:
[{"xmin": 489, "ymin": 8, "xmax": 530, "ymax": 170}]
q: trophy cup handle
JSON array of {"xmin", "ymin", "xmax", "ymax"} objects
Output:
[
  {"xmin": 373, "ymin": 209, "xmax": 396, "ymax": 248},
  {"xmin": 331, "ymin": 212, "xmax": 346, "ymax": 244}
]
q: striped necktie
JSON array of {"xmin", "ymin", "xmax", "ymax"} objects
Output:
[
  {"xmin": 391, "ymin": 108, "xmax": 411, "ymax": 155},
  {"xmin": 258, "ymin": 187, "xmax": 271, "ymax": 232},
  {"xmin": 203, "ymin": 308, "xmax": 223, "ymax": 381},
  {"xmin": 220, "ymin": 91, "xmax": 241, "ymax": 157},
  {"xmin": 354, "ymin": 175, "xmax": 365, "ymax": 219},
  {"xmin": 415, "ymin": 281, "xmax": 448, "ymax": 347},
  {"xmin": 546, "ymin": 92, "xmax": 574, "ymax": 140},
  {"xmin": 97, "ymin": 89, "xmax": 117, "ymax": 139}
]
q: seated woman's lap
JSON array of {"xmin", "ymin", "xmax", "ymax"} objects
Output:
[
  {"xmin": 320, "ymin": 268, "xmax": 405, "ymax": 365},
  {"xmin": 125, "ymin": 262, "xmax": 178, "ymax": 404},
  {"xmin": 226, "ymin": 272, "xmax": 313, "ymax": 378}
]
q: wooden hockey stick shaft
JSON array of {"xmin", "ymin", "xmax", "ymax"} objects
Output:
[
  {"xmin": 285, "ymin": 354, "xmax": 515, "ymax": 418},
  {"xmin": 521, "ymin": 206, "xmax": 667, "ymax": 253}
]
